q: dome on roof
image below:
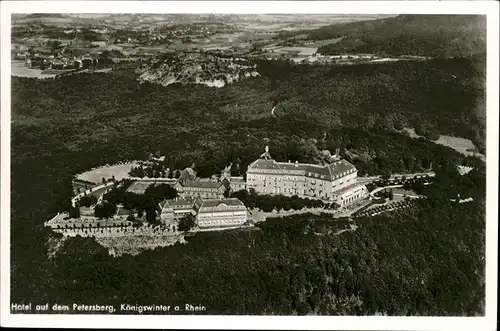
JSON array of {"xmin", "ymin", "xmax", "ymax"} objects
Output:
[{"xmin": 260, "ymin": 145, "xmax": 272, "ymax": 159}]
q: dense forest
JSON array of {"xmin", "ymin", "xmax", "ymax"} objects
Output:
[
  {"xmin": 12, "ymin": 179, "xmax": 486, "ymax": 315},
  {"xmin": 310, "ymin": 15, "xmax": 486, "ymax": 58},
  {"xmin": 10, "ymin": 55, "xmax": 486, "ymax": 315}
]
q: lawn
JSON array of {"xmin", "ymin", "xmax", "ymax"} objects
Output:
[
  {"xmin": 126, "ymin": 181, "xmax": 156, "ymax": 194},
  {"xmin": 76, "ymin": 162, "xmax": 139, "ymax": 184},
  {"xmin": 403, "ymin": 127, "xmax": 485, "ymax": 161}
]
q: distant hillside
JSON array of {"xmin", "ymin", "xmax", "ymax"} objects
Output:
[
  {"xmin": 313, "ymin": 15, "xmax": 486, "ymax": 58},
  {"xmin": 137, "ymin": 53, "xmax": 260, "ymax": 88}
]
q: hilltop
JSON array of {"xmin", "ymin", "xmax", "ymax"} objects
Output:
[
  {"xmin": 137, "ymin": 52, "xmax": 260, "ymax": 87},
  {"xmin": 309, "ymin": 15, "xmax": 486, "ymax": 58}
]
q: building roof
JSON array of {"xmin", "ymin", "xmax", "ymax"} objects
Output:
[
  {"xmin": 248, "ymin": 158, "xmax": 356, "ymax": 180},
  {"xmin": 278, "ymin": 162, "xmax": 331, "ymax": 178},
  {"xmin": 200, "ymin": 198, "xmax": 245, "ymax": 208},
  {"xmin": 196, "ymin": 198, "xmax": 246, "ymax": 213},
  {"xmin": 334, "ymin": 182, "xmax": 367, "ymax": 196},
  {"xmin": 230, "ymin": 177, "xmax": 246, "ymax": 183},
  {"xmin": 248, "ymin": 159, "xmax": 281, "ymax": 171},
  {"xmin": 179, "ymin": 180, "xmax": 223, "ymax": 189},
  {"xmin": 247, "ymin": 147, "xmax": 357, "ymax": 180},
  {"xmin": 328, "ymin": 160, "xmax": 357, "ymax": 177},
  {"xmin": 161, "ymin": 198, "xmax": 195, "ymax": 210}
]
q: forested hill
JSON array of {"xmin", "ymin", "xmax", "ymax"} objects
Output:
[
  {"xmin": 312, "ymin": 15, "xmax": 486, "ymax": 58},
  {"xmin": 10, "ymin": 55, "xmax": 487, "ymax": 314}
]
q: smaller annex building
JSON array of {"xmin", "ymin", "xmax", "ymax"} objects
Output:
[
  {"xmin": 194, "ymin": 198, "xmax": 248, "ymax": 228},
  {"xmin": 174, "ymin": 180, "xmax": 226, "ymax": 200},
  {"xmin": 157, "ymin": 198, "xmax": 196, "ymax": 224},
  {"xmin": 157, "ymin": 197, "xmax": 248, "ymax": 229}
]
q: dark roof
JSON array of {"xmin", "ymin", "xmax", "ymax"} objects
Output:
[
  {"xmin": 278, "ymin": 162, "xmax": 331, "ymax": 178},
  {"xmin": 247, "ymin": 157, "xmax": 357, "ymax": 180},
  {"xmin": 247, "ymin": 159, "xmax": 281, "ymax": 171},
  {"xmin": 328, "ymin": 160, "xmax": 356, "ymax": 177},
  {"xmin": 179, "ymin": 180, "xmax": 223, "ymax": 189},
  {"xmin": 196, "ymin": 198, "xmax": 246, "ymax": 213},
  {"xmin": 200, "ymin": 198, "xmax": 245, "ymax": 208},
  {"xmin": 230, "ymin": 177, "xmax": 246, "ymax": 183},
  {"xmin": 162, "ymin": 198, "xmax": 195, "ymax": 209}
]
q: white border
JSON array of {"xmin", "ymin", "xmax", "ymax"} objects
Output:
[{"xmin": 1, "ymin": 1, "xmax": 498, "ymax": 330}]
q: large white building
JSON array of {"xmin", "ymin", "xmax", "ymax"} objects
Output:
[{"xmin": 246, "ymin": 146, "xmax": 368, "ymax": 206}]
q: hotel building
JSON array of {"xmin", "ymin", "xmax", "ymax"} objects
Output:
[{"xmin": 246, "ymin": 146, "xmax": 368, "ymax": 206}]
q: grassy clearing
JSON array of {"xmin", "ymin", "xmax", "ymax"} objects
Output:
[
  {"xmin": 403, "ymin": 128, "xmax": 485, "ymax": 161},
  {"xmin": 76, "ymin": 162, "xmax": 139, "ymax": 184}
]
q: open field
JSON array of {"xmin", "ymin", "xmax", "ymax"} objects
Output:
[
  {"xmin": 403, "ymin": 128, "xmax": 485, "ymax": 161},
  {"xmin": 309, "ymin": 37, "xmax": 343, "ymax": 47},
  {"xmin": 75, "ymin": 162, "xmax": 139, "ymax": 184},
  {"xmin": 11, "ymin": 60, "xmax": 58, "ymax": 79},
  {"xmin": 392, "ymin": 188, "xmax": 419, "ymax": 197},
  {"xmin": 272, "ymin": 46, "xmax": 318, "ymax": 56}
]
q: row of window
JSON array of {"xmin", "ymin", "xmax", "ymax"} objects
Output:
[
  {"xmin": 341, "ymin": 193, "xmax": 362, "ymax": 205},
  {"xmin": 198, "ymin": 211, "xmax": 246, "ymax": 217},
  {"xmin": 182, "ymin": 187, "xmax": 220, "ymax": 192},
  {"xmin": 199, "ymin": 218, "xmax": 245, "ymax": 226},
  {"xmin": 182, "ymin": 192, "xmax": 221, "ymax": 198},
  {"xmin": 249, "ymin": 174, "xmax": 355, "ymax": 184}
]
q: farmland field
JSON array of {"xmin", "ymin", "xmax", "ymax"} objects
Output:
[
  {"xmin": 76, "ymin": 162, "xmax": 139, "ymax": 184},
  {"xmin": 273, "ymin": 46, "xmax": 318, "ymax": 56},
  {"xmin": 310, "ymin": 37, "xmax": 343, "ymax": 47}
]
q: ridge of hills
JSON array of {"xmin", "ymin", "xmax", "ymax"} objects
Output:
[{"xmin": 308, "ymin": 14, "xmax": 486, "ymax": 58}]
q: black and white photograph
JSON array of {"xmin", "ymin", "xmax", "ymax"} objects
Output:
[{"xmin": 1, "ymin": 1, "xmax": 498, "ymax": 330}]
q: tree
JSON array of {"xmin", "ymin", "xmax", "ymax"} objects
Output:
[
  {"xmin": 146, "ymin": 207, "xmax": 158, "ymax": 225},
  {"xmin": 94, "ymin": 201, "xmax": 117, "ymax": 219},
  {"xmin": 47, "ymin": 40, "xmax": 62, "ymax": 54},
  {"xmin": 69, "ymin": 205, "xmax": 80, "ymax": 218},
  {"xmin": 178, "ymin": 213, "xmax": 196, "ymax": 232},
  {"xmin": 81, "ymin": 59, "xmax": 93, "ymax": 69},
  {"xmin": 79, "ymin": 195, "xmax": 97, "ymax": 207},
  {"xmin": 380, "ymin": 172, "xmax": 391, "ymax": 182},
  {"xmin": 223, "ymin": 185, "xmax": 231, "ymax": 198}
]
